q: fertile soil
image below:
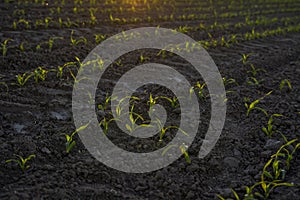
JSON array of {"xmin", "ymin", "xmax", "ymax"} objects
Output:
[{"xmin": 0, "ymin": 0, "xmax": 300, "ymax": 199}]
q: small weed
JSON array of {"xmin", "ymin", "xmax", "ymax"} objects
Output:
[{"xmin": 1, "ymin": 38, "xmax": 13, "ymax": 57}]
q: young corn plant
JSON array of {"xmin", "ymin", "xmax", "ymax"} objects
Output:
[
  {"xmin": 70, "ymin": 30, "xmax": 87, "ymax": 46},
  {"xmin": 162, "ymin": 143, "xmax": 191, "ymax": 164},
  {"xmin": 189, "ymin": 81, "xmax": 207, "ymax": 100},
  {"xmin": 99, "ymin": 117, "xmax": 119, "ymax": 134},
  {"xmin": 65, "ymin": 122, "xmax": 89, "ymax": 153},
  {"xmin": 247, "ymin": 76, "xmax": 262, "ymax": 86},
  {"xmin": 155, "ymin": 118, "xmax": 189, "ymax": 142},
  {"xmin": 6, "ymin": 154, "xmax": 35, "ymax": 173},
  {"xmin": 16, "ymin": 72, "xmax": 33, "ymax": 87},
  {"xmin": 279, "ymin": 79, "xmax": 292, "ymax": 92},
  {"xmin": 115, "ymin": 96, "xmax": 140, "ymax": 118},
  {"xmin": 241, "ymin": 53, "xmax": 253, "ymax": 66},
  {"xmin": 36, "ymin": 37, "xmax": 63, "ymax": 51},
  {"xmin": 125, "ymin": 105, "xmax": 150, "ymax": 133},
  {"xmin": 157, "ymin": 96, "xmax": 180, "ymax": 108},
  {"xmin": 57, "ymin": 61, "xmax": 76, "ymax": 78},
  {"xmin": 262, "ymin": 114, "xmax": 283, "ymax": 138},
  {"xmin": 1, "ymin": 38, "xmax": 13, "ymax": 57},
  {"xmin": 98, "ymin": 93, "xmax": 118, "ymax": 112},
  {"xmin": 94, "ymin": 34, "xmax": 107, "ymax": 44},
  {"xmin": 217, "ymin": 139, "xmax": 299, "ymax": 200},
  {"xmin": 244, "ymin": 91, "xmax": 272, "ymax": 117},
  {"xmin": 247, "ymin": 64, "xmax": 266, "ymax": 76},
  {"xmin": 33, "ymin": 66, "xmax": 48, "ymax": 83}
]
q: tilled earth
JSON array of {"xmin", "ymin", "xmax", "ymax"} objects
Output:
[{"xmin": 0, "ymin": 1, "xmax": 300, "ymax": 199}]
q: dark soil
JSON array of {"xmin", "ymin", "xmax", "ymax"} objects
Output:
[{"xmin": 0, "ymin": 0, "xmax": 300, "ymax": 199}]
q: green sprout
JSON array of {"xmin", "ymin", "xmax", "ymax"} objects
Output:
[
  {"xmin": 279, "ymin": 79, "xmax": 292, "ymax": 92},
  {"xmin": 33, "ymin": 66, "xmax": 48, "ymax": 83},
  {"xmin": 189, "ymin": 81, "xmax": 207, "ymax": 100},
  {"xmin": 162, "ymin": 143, "xmax": 191, "ymax": 164},
  {"xmin": 57, "ymin": 61, "xmax": 76, "ymax": 78},
  {"xmin": 6, "ymin": 154, "xmax": 35, "ymax": 173},
  {"xmin": 65, "ymin": 122, "xmax": 90, "ymax": 153},
  {"xmin": 99, "ymin": 117, "xmax": 119, "ymax": 134},
  {"xmin": 36, "ymin": 37, "xmax": 63, "ymax": 51},
  {"xmin": 157, "ymin": 96, "xmax": 180, "ymax": 108},
  {"xmin": 218, "ymin": 139, "xmax": 299, "ymax": 200},
  {"xmin": 247, "ymin": 77, "xmax": 262, "ymax": 85},
  {"xmin": 241, "ymin": 53, "xmax": 253, "ymax": 65},
  {"xmin": 1, "ymin": 38, "xmax": 13, "ymax": 57},
  {"xmin": 16, "ymin": 72, "xmax": 33, "ymax": 86},
  {"xmin": 98, "ymin": 93, "xmax": 118, "ymax": 112},
  {"xmin": 155, "ymin": 118, "xmax": 189, "ymax": 142},
  {"xmin": 244, "ymin": 91, "xmax": 272, "ymax": 117},
  {"xmin": 115, "ymin": 96, "xmax": 140, "ymax": 118},
  {"xmin": 262, "ymin": 114, "xmax": 283, "ymax": 138},
  {"xmin": 70, "ymin": 30, "xmax": 87, "ymax": 46},
  {"xmin": 94, "ymin": 34, "xmax": 107, "ymax": 44},
  {"xmin": 125, "ymin": 105, "xmax": 150, "ymax": 133}
]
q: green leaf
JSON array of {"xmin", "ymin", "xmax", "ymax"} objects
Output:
[
  {"xmin": 263, "ymin": 171, "xmax": 273, "ymax": 179},
  {"xmin": 231, "ymin": 188, "xmax": 240, "ymax": 200},
  {"xmin": 216, "ymin": 194, "xmax": 226, "ymax": 200},
  {"xmin": 126, "ymin": 124, "xmax": 132, "ymax": 132},
  {"xmin": 262, "ymin": 127, "xmax": 269, "ymax": 135},
  {"xmin": 65, "ymin": 134, "xmax": 71, "ymax": 142},
  {"xmin": 66, "ymin": 141, "xmax": 76, "ymax": 153}
]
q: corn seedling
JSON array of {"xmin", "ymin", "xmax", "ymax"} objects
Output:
[
  {"xmin": 157, "ymin": 96, "xmax": 180, "ymax": 108},
  {"xmin": 37, "ymin": 37, "xmax": 63, "ymax": 51},
  {"xmin": 125, "ymin": 105, "xmax": 150, "ymax": 133},
  {"xmin": 222, "ymin": 77, "xmax": 238, "ymax": 86},
  {"xmin": 94, "ymin": 34, "xmax": 107, "ymax": 44},
  {"xmin": 189, "ymin": 81, "xmax": 207, "ymax": 100},
  {"xmin": 147, "ymin": 93, "xmax": 157, "ymax": 109},
  {"xmin": 247, "ymin": 64, "xmax": 266, "ymax": 76},
  {"xmin": 98, "ymin": 93, "xmax": 118, "ymax": 111},
  {"xmin": 179, "ymin": 144, "xmax": 191, "ymax": 164},
  {"xmin": 262, "ymin": 114, "xmax": 283, "ymax": 138},
  {"xmin": 33, "ymin": 66, "xmax": 48, "ymax": 83},
  {"xmin": 162, "ymin": 143, "xmax": 191, "ymax": 164},
  {"xmin": 16, "ymin": 72, "xmax": 33, "ymax": 86},
  {"xmin": 241, "ymin": 53, "xmax": 253, "ymax": 65},
  {"xmin": 65, "ymin": 122, "xmax": 89, "ymax": 153},
  {"xmin": 244, "ymin": 91, "xmax": 272, "ymax": 117},
  {"xmin": 218, "ymin": 139, "xmax": 299, "ymax": 200},
  {"xmin": 115, "ymin": 96, "xmax": 140, "ymax": 118},
  {"xmin": 155, "ymin": 118, "xmax": 189, "ymax": 142},
  {"xmin": 99, "ymin": 117, "xmax": 119, "ymax": 134},
  {"xmin": 139, "ymin": 54, "xmax": 150, "ymax": 63},
  {"xmin": 6, "ymin": 154, "xmax": 35, "ymax": 173},
  {"xmin": 57, "ymin": 61, "xmax": 76, "ymax": 78},
  {"xmin": 279, "ymin": 79, "xmax": 292, "ymax": 92},
  {"xmin": 69, "ymin": 68, "xmax": 89, "ymax": 88},
  {"xmin": 247, "ymin": 77, "xmax": 262, "ymax": 85},
  {"xmin": 1, "ymin": 38, "xmax": 13, "ymax": 57},
  {"xmin": 70, "ymin": 30, "xmax": 87, "ymax": 46}
]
